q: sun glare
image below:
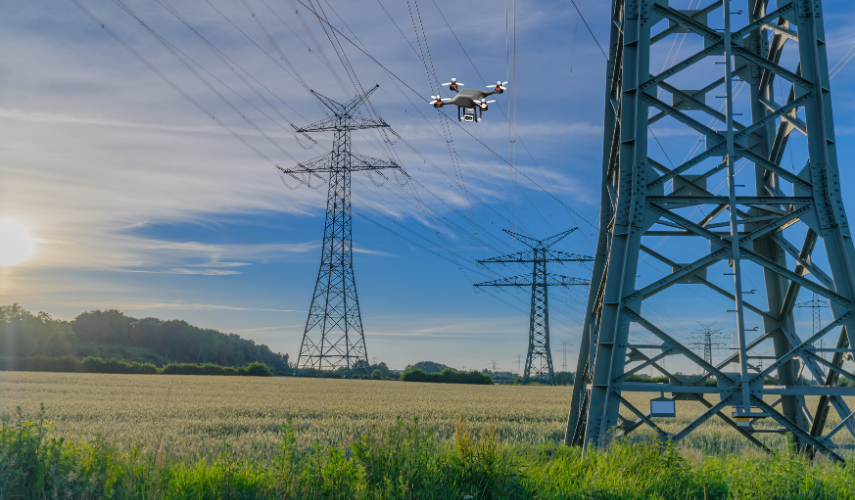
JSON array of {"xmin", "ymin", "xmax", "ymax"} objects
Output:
[{"xmin": 0, "ymin": 219, "xmax": 35, "ymax": 266}]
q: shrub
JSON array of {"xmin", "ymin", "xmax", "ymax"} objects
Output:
[
  {"xmin": 82, "ymin": 356, "xmax": 157, "ymax": 374},
  {"xmin": 400, "ymin": 368, "xmax": 493, "ymax": 385},
  {"xmin": 238, "ymin": 362, "xmax": 274, "ymax": 377},
  {"xmin": 404, "ymin": 361, "xmax": 449, "ymax": 373},
  {"xmin": 624, "ymin": 374, "xmax": 669, "ymax": 383},
  {"xmin": 0, "ymin": 356, "xmax": 85, "ymax": 373}
]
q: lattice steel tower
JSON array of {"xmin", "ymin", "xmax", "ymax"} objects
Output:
[
  {"xmin": 474, "ymin": 229, "xmax": 593, "ymax": 385},
  {"xmin": 281, "ymin": 85, "xmax": 399, "ymax": 373},
  {"xmin": 797, "ymin": 293, "xmax": 831, "ymax": 355},
  {"xmin": 566, "ymin": 0, "xmax": 855, "ymax": 463},
  {"xmin": 689, "ymin": 322, "xmax": 726, "ymax": 366}
]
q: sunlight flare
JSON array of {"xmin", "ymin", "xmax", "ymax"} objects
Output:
[{"xmin": 0, "ymin": 219, "xmax": 34, "ymax": 266}]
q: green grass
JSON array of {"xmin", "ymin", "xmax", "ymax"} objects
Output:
[{"xmin": 3, "ymin": 407, "xmax": 854, "ymax": 500}]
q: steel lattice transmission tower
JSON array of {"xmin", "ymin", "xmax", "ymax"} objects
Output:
[
  {"xmin": 474, "ymin": 229, "xmax": 593, "ymax": 385},
  {"xmin": 797, "ymin": 293, "xmax": 831, "ymax": 356},
  {"xmin": 689, "ymin": 322, "xmax": 726, "ymax": 366},
  {"xmin": 281, "ymin": 85, "xmax": 400, "ymax": 374},
  {"xmin": 565, "ymin": 0, "xmax": 855, "ymax": 462}
]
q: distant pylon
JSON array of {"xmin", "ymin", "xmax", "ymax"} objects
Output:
[
  {"xmin": 474, "ymin": 229, "xmax": 593, "ymax": 385},
  {"xmin": 281, "ymin": 85, "xmax": 401, "ymax": 374},
  {"xmin": 797, "ymin": 293, "xmax": 831, "ymax": 358},
  {"xmin": 560, "ymin": 339, "xmax": 571, "ymax": 372},
  {"xmin": 689, "ymin": 322, "xmax": 726, "ymax": 367}
]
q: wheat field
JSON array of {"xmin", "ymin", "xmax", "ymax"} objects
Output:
[{"xmin": 0, "ymin": 372, "xmax": 852, "ymax": 460}]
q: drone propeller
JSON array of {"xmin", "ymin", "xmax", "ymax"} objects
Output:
[
  {"xmin": 488, "ymin": 81, "xmax": 508, "ymax": 90},
  {"xmin": 442, "ymin": 82, "xmax": 464, "ymax": 86}
]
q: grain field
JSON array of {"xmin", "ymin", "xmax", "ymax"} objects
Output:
[{"xmin": 0, "ymin": 372, "xmax": 851, "ymax": 460}]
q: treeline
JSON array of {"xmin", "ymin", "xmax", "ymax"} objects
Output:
[
  {"xmin": 0, "ymin": 304, "xmax": 290, "ymax": 374},
  {"xmin": 400, "ymin": 368, "xmax": 493, "ymax": 385},
  {"xmin": 0, "ymin": 356, "xmax": 273, "ymax": 376}
]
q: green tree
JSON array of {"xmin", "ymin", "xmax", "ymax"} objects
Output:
[
  {"xmin": 554, "ymin": 372, "xmax": 575, "ymax": 386},
  {"xmin": 405, "ymin": 361, "xmax": 449, "ymax": 373},
  {"xmin": 1, "ymin": 305, "xmax": 290, "ymax": 374},
  {"xmin": 1, "ymin": 304, "xmax": 76, "ymax": 358}
]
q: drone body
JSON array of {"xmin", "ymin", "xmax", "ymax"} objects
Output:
[{"xmin": 429, "ymin": 78, "xmax": 507, "ymax": 122}]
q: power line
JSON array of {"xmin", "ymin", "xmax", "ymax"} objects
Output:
[
  {"xmin": 568, "ymin": 0, "xmax": 606, "ymax": 60},
  {"xmin": 66, "ymin": 0, "xmax": 293, "ymax": 178}
]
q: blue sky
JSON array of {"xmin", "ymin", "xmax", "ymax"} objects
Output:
[{"xmin": 2, "ymin": 0, "xmax": 855, "ymax": 372}]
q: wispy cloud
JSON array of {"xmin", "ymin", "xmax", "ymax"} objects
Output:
[
  {"xmin": 0, "ymin": 107, "xmax": 222, "ymax": 135},
  {"xmin": 166, "ymin": 268, "xmax": 241, "ymax": 275},
  {"xmin": 185, "ymin": 261, "xmax": 251, "ymax": 268}
]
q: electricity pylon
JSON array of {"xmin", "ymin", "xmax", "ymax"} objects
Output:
[
  {"xmin": 560, "ymin": 339, "xmax": 571, "ymax": 372},
  {"xmin": 689, "ymin": 322, "xmax": 726, "ymax": 367},
  {"xmin": 282, "ymin": 85, "xmax": 400, "ymax": 374},
  {"xmin": 474, "ymin": 229, "xmax": 593, "ymax": 385},
  {"xmin": 797, "ymin": 293, "xmax": 831, "ymax": 357},
  {"xmin": 566, "ymin": 0, "xmax": 855, "ymax": 463}
]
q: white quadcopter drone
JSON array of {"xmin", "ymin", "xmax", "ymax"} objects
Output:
[{"xmin": 429, "ymin": 78, "xmax": 507, "ymax": 122}]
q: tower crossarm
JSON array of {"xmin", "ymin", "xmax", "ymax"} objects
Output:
[
  {"xmin": 276, "ymin": 153, "xmax": 330, "ymax": 182},
  {"xmin": 343, "ymin": 84, "xmax": 380, "ymax": 115},
  {"xmin": 278, "ymin": 152, "xmax": 399, "ymax": 176},
  {"xmin": 310, "ymin": 89, "xmax": 347, "ymax": 116},
  {"xmin": 350, "ymin": 152, "xmax": 400, "ymax": 172},
  {"xmin": 308, "ymin": 85, "xmax": 380, "ymax": 118},
  {"xmin": 502, "ymin": 230, "xmax": 542, "ymax": 249},
  {"xmin": 476, "ymin": 251, "xmax": 595, "ymax": 264},
  {"xmin": 476, "ymin": 250, "xmax": 536, "ymax": 264},
  {"xmin": 550, "ymin": 251, "xmax": 596, "ymax": 262},
  {"xmin": 502, "ymin": 228, "xmax": 579, "ymax": 250},
  {"xmin": 473, "ymin": 274, "xmax": 590, "ymax": 288},
  {"xmin": 539, "ymin": 228, "xmax": 580, "ymax": 249},
  {"xmin": 296, "ymin": 116, "xmax": 390, "ymax": 133}
]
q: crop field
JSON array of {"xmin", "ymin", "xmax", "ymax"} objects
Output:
[{"xmin": 0, "ymin": 371, "xmax": 853, "ymax": 461}]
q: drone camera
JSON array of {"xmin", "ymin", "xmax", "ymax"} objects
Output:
[{"xmin": 462, "ymin": 114, "xmax": 475, "ymax": 122}]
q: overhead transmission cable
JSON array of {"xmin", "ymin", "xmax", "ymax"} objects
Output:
[
  {"xmin": 108, "ymin": 0, "xmax": 313, "ymax": 164},
  {"xmin": 431, "ymin": 0, "xmax": 563, "ymax": 206},
  {"xmin": 75, "ymin": 2, "xmax": 592, "ymax": 328},
  {"xmin": 308, "ymin": 0, "xmax": 572, "ymax": 254},
  {"xmin": 376, "ymin": 0, "xmax": 586, "ymax": 256},
  {"xmin": 404, "ymin": 0, "xmax": 483, "ymax": 254},
  {"xmin": 291, "ymin": 0, "xmax": 472, "ymax": 276},
  {"xmin": 65, "ymin": 0, "xmax": 303, "ymax": 182},
  {"xmin": 155, "ymin": 0, "xmax": 315, "ymax": 148}
]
